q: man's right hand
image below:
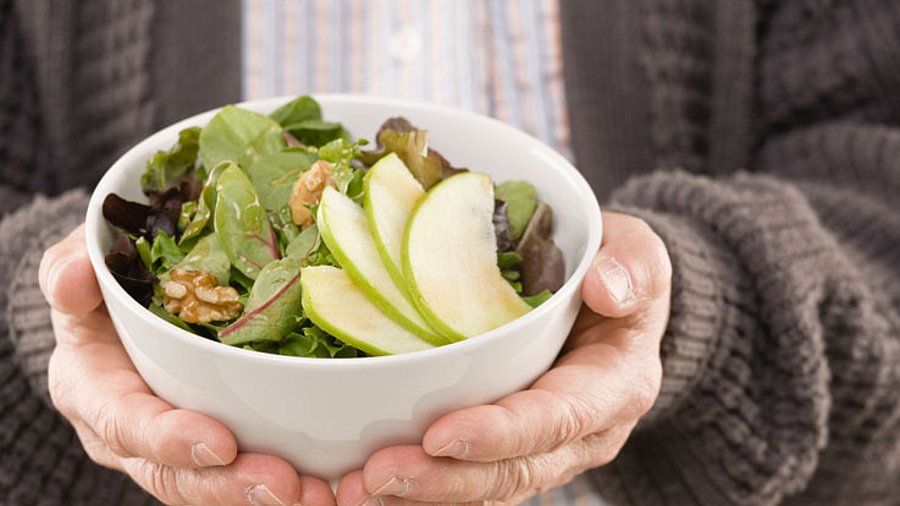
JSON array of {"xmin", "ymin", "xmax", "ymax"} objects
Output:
[{"xmin": 39, "ymin": 224, "xmax": 335, "ymax": 506}]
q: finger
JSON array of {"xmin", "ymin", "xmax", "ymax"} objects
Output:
[
  {"xmin": 299, "ymin": 475, "xmax": 338, "ymax": 506},
  {"xmin": 335, "ymin": 470, "xmax": 367, "ymax": 506},
  {"xmin": 581, "ymin": 212, "xmax": 671, "ymax": 318},
  {"xmin": 423, "ymin": 342, "xmax": 659, "ymax": 462},
  {"xmin": 359, "ymin": 432, "xmax": 630, "ymax": 504},
  {"xmin": 39, "ymin": 224, "xmax": 103, "ymax": 316},
  {"xmin": 337, "ymin": 470, "xmax": 491, "ymax": 506},
  {"xmin": 49, "ymin": 333, "xmax": 238, "ymax": 469},
  {"xmin": 122, "ymin": 453, "xmax": 312, "ymax": 506}
]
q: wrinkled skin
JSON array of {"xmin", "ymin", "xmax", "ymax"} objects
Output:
[{"xmin": 39, "ymin": 210, "xmax": 671, "ymax": 506}]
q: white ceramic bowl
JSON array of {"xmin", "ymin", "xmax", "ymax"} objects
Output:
[{"xmin": 85, "ymin": 95, "xmax": 602, "ymax": 480}]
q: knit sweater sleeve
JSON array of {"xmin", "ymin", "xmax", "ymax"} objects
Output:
[
  {"xmin": 588, "ymin": 124, "xmax": 900, "ymax": 506},
  {"xmin": 0, "ymin": 191, "xmax": 159, "ymax": 505}
]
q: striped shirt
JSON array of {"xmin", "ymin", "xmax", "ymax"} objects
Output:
[
  {"xmin": 242, "ymin": 1, "xmax": 602, "ymax": 504},
  {"xmin": 242, "ymin": 0, "xmax": 571, "ymax": 159}
]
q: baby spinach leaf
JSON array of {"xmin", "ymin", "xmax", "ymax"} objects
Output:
[
  {"xmin": 140, "ymin": 127, "xmax": 201, "ymax": 193},
  {"xmin": 173, "ymin": 233, "xmax": 231, "ymax": 285},
  {"xmin": 149, "ymin": 231, "xmax": 184, "ymax": 274},
  {"xmin": 219, "ymin": 258, "xmax": 302, "ymax": 345},
  {"xmin": 181, "ymin": 162, "xmax": 229, "ymax": 243},
  {"xmin": 269, "ymin": 95, "xmax": 322, "ymax": 127},
  {"xmin": 246, "ymin": 149, "xmax": 316, "ymax": 211},
  {"xmin": 214, "ymin": 164, "xmax": 281, "ymax": 279},
  {"xmin": 495, "ymin": 181, "xmax": 537, "ymax": 241},
  {"xmin": 199, "ymin": 105, "xmax": 285, "ymax": 169},
  {"xmin": 285, "ymin": 223, "xmax": 321, "ymax": 262},
  {"xmin": 285, "ymin": 119, "xmax": 347, "ymax": 147},
  {"xmin": 271, "ymin": 206, "xmax": 301, "ymax": 255},
  {"xmin": 521, "ymin": 290, "xmax": 553, "ymax": 308}
]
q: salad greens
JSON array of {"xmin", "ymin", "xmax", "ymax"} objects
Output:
[{"xmin": 103, "ymin": 95, "xmax": 564, "ymax": 358}]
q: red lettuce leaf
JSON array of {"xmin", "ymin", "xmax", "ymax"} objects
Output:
[
  {"xmin": 105, "ymin": 236, "xmax": 158, "ymax": 305},
  {"xmin": 493, "ymin": 199, "xmax": 515, "ymax": 252}
]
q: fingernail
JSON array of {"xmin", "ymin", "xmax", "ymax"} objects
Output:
[
  {"xmin": 431, "ymin": 438, "xmax": 468, "ymax": 458},
  {"xmin": 247, "ymin": 483, "xmax": 287, "ymax": 506},
  {"xmin": 191, "ymin": 442, "xmax": 227, "ymax": 467},
  {"xmin": 372, "ymin": 475, "xmax": 411, "ymax": 497},
  {"xmin": 593, "ymin": 255, "xmax": 633, "ymax": 305}
]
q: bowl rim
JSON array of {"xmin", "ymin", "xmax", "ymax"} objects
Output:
[{"xmin": 85, "ymin": 93, "xmax": 603, "ymax": 369}]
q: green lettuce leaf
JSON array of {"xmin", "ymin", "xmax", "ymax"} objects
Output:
[
  {"xmin": 278, "ymin": 326, "xmax": 361, "ymax": 358},
  {"xmin": 181, "ymin": 162, "xmax": 229, "ymax": 244},
  {"xmin": 521, "ymin": 290, "xmax": 553, "ymax": 308},
  {"xmin": 246, "ymin": 149, "xmax": 316, "ymax": 212},
  {"xmin": 285, "ymin": 223, "xmax": 321, "ymax": 262},
  {"xmin": 285, "ymin": 119, "xmax": 349, "ymax": 147},
  {"xmin": 173, "ymin": 233, "xmax": 232, "ymax": 285},
  {"xmin": 495, "ymin": 181, "xmax": 537, "ymax": 241},
  {"xmin": 149, "ymin": 302, "xmax": 193, "ymax": 331},
  {"xmin": 199, "ymin": 105, "xmax": 285, "ymax": 169},
  {"xmin": 269, "ymin": 95, "xmax": 322, "ymax": 127},
  {"xmin": 219, "ymin": 258, "xmax": 302, "ymax": 345},
  {"xmin": 149, "ymin": 231, "xmax": 184, "ymax": 274},
  {"xmin": 214, "ymin": 164, "xmax": 280, "ymax": 279},
  {"xmin": 319, "ymin": 138, "xmax": 368, "ymax": 198},
  {"xmin": 140, "ymin": 127, "xmax": 201, "ymax": 193}
]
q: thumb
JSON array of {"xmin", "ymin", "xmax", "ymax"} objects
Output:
[
  {"xmin": 581, "ymin": 212, "xmax": 671, "ymax": 319},
  {"xmin": 39, "ymin": 224, "xmax": 103, "ymax": 316}
]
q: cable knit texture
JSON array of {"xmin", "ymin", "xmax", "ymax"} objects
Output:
[
  {"xmin": 561, "ymin": 0, "xmax": 900, "ymax": 505},
  {"xmin": 0, "ymin": 191, "xmax": 158, "ymax": 505},
  {"xmin": 2, "ymin": 0, "xmax": 899, "ymax": 505},
  {"xmin": 0, "ymin": 0, "xmax": 240, "ymax": 504}
]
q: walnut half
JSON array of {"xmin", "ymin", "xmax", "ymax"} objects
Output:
[
  {"xmin": 162, "ymin": 269, "xmax": 242, "ymax": 323},
  {"xmin": 289, "ymin": 159, "xmax": 335, "ymax": 228}
]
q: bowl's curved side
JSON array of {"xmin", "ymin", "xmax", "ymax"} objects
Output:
[{"xmin": 85, "ymin": 95, "xmax": 602, "ymax": 479}]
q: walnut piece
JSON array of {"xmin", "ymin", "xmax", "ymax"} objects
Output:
[
  {"xmin": 162, "ymin": 268, "xmax": 242, "ymax": 323},
  {"xmin": 289, "ymin": 159, "xmax": 335, "ymax": 228}
]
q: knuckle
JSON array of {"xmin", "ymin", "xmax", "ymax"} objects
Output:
[
  {"xmin": 627, "ymin": 368, "xmax": 662, "ymax": 418},
  {"xmin": 134, "ymin": 460, "xmax": 184, "ymax": 505},
  {"xmin": 581, "ymin": 433, "xmax": 623, "ymax": 468},
  {"xmin": 492, "ymin": 458, "xmax": 547, "ymax": 501},
  {"xmin": 551, "ymin": 397, "xmax": 591, "ymax": 450},
  {"xmin": 94, "ymin": 401, "xmax": 130, "ymax": 457}
]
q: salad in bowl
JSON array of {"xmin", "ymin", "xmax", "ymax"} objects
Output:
[
  {"xmin": 85, "ymin": 94, "xmax": 601, "ymax": 479},
  {"xmin": 102, "ymin": 95, "xmax": 566, "ymax": 358}
]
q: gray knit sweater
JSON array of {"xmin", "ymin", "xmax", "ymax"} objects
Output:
[{"xmin": 2, "ymin": 1, "xmax": 899, "ymax": 505}]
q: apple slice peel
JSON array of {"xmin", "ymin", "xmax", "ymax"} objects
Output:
[
  {"xmin": 301, "ymin": 266, "xmax": 434, "ymax": 356},
  {"xmin": 317, "ymin": 186, "xmax": 447, "ymax": 345},
  {"xmin": 402, "ymin": 172, "xmax": 532, "ymax": 341}
]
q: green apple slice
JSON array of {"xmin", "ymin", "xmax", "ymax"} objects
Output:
[
  {"xmin": 403, "ymin": 172, "xmax": 532, "ymax": 341},
  {"xmin": 317, "ymin": 187, "xmax": 447, "ymax": 345},
  {"xmin": 301, "ymin": 266, "xmax": 434, "ymax": 356},
  {"xmin": 363, "ymin": 153, "xmax": 425, "ymax": 290}
]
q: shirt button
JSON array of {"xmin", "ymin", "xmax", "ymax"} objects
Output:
[{"xmin": 390, "ymin": 26, "xmax": 423, "ymax": 63}]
